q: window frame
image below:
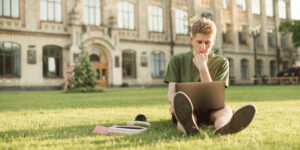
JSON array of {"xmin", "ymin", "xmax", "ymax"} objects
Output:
[
  {"xmin": 40, "ymin": 0, "xmax": 62, "ymax": 23},
  {"xmin": 0, "ymin": 41, "xmax": 21, "ymax": 78},
  {"xmin": 236, "ymin": 0, "xmax": 246, "ymax": 11},
  {"xmin": 148, "ymin": 5, "xmax": 163, "ymax": 33},
  {"xmin": 251, "ymin": 0, "xmax": 261, "ymax": 15},
  {"xmin": 175, "ymin": 9, "xmax": 189, "ymax": 35},
  {"xmin": 118, "ymin": 1, "xmax": 135, "ymax": 30},
  {"xmin": 122, "ymin": 50, "xmax": 136, "ymax": 78},
  {"xmin": 151, "ymin": 51, "xmax": 165, "ymax": 78},
  {"xmin": 0, "ymin": 0, "xmax": 20, "ymax": 18},
  {"xmin": 83, "ymin": 0, "xmax": 101, "ymax": 26},
  {"xmin": 241, "ymin": 59, "xmax": 249, "ymax": 79},
  {"xmin": 42, "ymin": 45, "xmax": 63, "ymax": 78}
]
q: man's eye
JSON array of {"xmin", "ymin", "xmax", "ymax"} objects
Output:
[{"xmin": 205, "ymin": 42, "xmax": 210, "ymax": 44}]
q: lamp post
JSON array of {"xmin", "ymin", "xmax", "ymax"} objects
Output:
[{"xmin": 249, "ymin": 26, "xmax": 260, "ymax": 84}]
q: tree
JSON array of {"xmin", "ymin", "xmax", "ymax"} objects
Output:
[
  {"xmin": 70, "ymin": 30, "xmax": 98, "ymax": 88},
  {"xmin": 279, "ymin": 20, "xmax": 300, "ymax": 47}
]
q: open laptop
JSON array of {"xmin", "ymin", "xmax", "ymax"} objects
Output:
[{"xmin": 175, "ymin": 81, "xmax": 225, "ymax": 110}]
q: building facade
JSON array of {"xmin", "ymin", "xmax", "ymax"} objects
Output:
[{"xmin": 0, "ymin": 0, "xmax": 298, "ymax": 89}]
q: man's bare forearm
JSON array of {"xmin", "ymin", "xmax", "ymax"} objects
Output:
[
  {"xmin": 199, "ymin": 65, "xmax": 212, "ymax": 82},
  {"xmin": 167, "ymin": 82, "xmax": 176, "ymax": 104}
]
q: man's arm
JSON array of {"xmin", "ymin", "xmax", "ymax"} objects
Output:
[
  {"xmin": 193, "ymin": 54, "xmax": 212, "ymax": 82},
  {"xmin": 167, "ymin": 82, "xmax": 176, "ymax": 115}
]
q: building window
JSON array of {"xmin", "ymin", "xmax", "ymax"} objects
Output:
[
  {"xmin": 175, "ymin": 9, "xmax": 188, "ymax": 34},
  {"xmin": 0, "ymin": 42, "xmax": 20, "ymax": 77},
  {"xmin": 266, "ymin": 0, "xmax": 273, "ymax": 17},
  {"xmin": 283, "ymin": 61, "xmax": 289, "ymax": 70},
  {"xmin": 281, "ymin": 33, "xmax": 287, "ymax": 48},
  {"xmin": 0, "ymin": 0, "xmax": 19, "ymax": 18},
  {"xmin": 236, "ymin": 0, "xmax": 246, "ymax": 11},
  {"xmin": 228, "ymin": 58, "xmax": 234, "ymax": 77},
  {"xmin": 267, "ymin": 29, "xmax": 275, "ymax": 48},
  {"xmin": 90, "ymin": 54, "xmax": 100, "ymax": 62},
  {"xmin": 43, "ymin": 45, "xmax": 62, "ymax": 77},
  {"xmin": 222, "ymin": 0, "xmax": 229, "ymax": 9},
  {"xmin": 148, "ymin": 5, "xmax": 163, "ymax": 32},
  {"xmin": 238, "ymin": 25, "xmax": 247, "ymax": 45},
  {"xmin": 252, "ymin": 0, "xmax": 260, "ymax": 14},
  {"xmin": 201, "ymin": 12, "xmax": 212, "ymax": 20},
  {"xmin": 151, "ymin": 52, "xmax": 165, "ymax": 78},
  {"xmin": 122, "ymin": 50, "xmax": 136, "ymax": 78},
  {"xmin": 40, "ymin": 0, "xmax": 62, "ymax": 22},
  {"xmin": 83, "ymin": 0, "xmax": 101, "ymax": 26},
  {"xmin": 256, "ymin": 59, "xmax": 263, "ymax": 77},
  {"xmin": 118, "ymin": 1, "xmax": 134, "ymax": 30},
  {"xmin": 270, "ymin": 60, "xmax": 277, "ymax": 77},
  {"xmin": 279, "ymin": 0, "xmax": 286, "ymax": 19},
  {"xmin": 254, "ymin": 31, "xmax": 261, "ymax": 47},
  {"xmin": 222, "ymin": 24, "xmax": 232, "ymax": 44},
  {"xmin": 241, "ymin": 59, "xmax": 249, "ymax": 79}
]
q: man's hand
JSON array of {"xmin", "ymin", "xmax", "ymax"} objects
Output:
[{"xmin": 193, "ymin": 53, "xmax": 208, "ymax": 71}]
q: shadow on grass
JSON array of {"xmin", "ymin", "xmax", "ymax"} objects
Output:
[{"xmin": 0, "ymin": 120, "xmax": 219, "ymax": 149}]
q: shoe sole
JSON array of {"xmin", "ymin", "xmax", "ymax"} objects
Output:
[
  {"xmin": 214, "ymin": 104, "xmax": 256, "ymax": 135},
  {"xmin": 173, "ymin": 92, "xmax": 199, "ymax": 136}
]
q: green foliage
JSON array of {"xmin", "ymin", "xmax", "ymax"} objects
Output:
[
  {"xmin": 279, "ymin": 20, "xmax": 300, "ymax": 47},
  {"xmin": 70, "ymin": 50, "xmax": 98, "ymax": 88},
  {"xmin": 66, "ymin": 87, "xmax": 104, "ymax": 93},
  {"xmin": 70, "ymin": 29, "xmax": 98, "ymax": 89}
]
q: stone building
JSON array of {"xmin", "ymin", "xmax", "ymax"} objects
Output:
[{"xmin": 0, "ymin": 0, "xmax": 298, "ymax": 89}]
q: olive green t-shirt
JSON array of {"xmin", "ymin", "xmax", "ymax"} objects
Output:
[{"xmin": 164, "ymin": 50, "xmax": 229, "ymax": 87}]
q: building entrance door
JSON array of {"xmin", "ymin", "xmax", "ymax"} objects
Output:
[{"xmin": 88, "ymin": 48, "xmax": 108, "ymax": 88}]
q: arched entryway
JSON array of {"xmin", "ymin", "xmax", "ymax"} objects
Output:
[{"xmin": 87, "ymin": 47, "xmax": 109, "ymax": 88}]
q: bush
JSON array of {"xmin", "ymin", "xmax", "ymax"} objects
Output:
[{"xmin": 66, "ymin": 87, "xmax": 104, "ymax": 93}]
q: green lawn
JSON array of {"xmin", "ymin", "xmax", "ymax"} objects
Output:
[{"xmin": 1, "ymin": 85, "xmax": 300, "ymax": 150}]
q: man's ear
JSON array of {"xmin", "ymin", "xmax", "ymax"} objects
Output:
[
  {"xmin": 212, "ymin": 38, "xmax": 216, "ymax": 45},
  {"xmin": 190, "ymin": 36, "xmax": 193, "ymax": 42}
]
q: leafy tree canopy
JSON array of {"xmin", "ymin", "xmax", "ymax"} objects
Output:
[{"xmin": 279, "ymin": 20, "xmax": 300, "ymax": 47}]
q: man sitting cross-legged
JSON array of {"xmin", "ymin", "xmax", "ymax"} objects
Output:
[{"xmin": 164, "ymin": 18, "xmax": 256, "ymax": 136}]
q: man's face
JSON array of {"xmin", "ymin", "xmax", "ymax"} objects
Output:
[{"xmin": 191, "ymin": 33, "xmax": 216, "ymax": 55}]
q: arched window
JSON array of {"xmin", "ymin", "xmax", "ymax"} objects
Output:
[
  {"xmin": 241, "ymin": 59, "xmax": 249, "ymax": 79},
  {"xmin": 83, "ymin": 0, "xmax": 101, "ymax": 26},
  {"xmin": 270, "ymin": 60, "xmax": 277, "ymax": 77},
  {"xmin": 0, "ymin": 42, "xmax": 20, "ymax": 77},
  {"xmin": 122, "ymin": 50, "xmax": 136, "ymax": 78},
  {"xmin": 256, "ymin": 59, "xmax": 263, "ymax": 77},
  {"xmin": 43, "ymin": 45, "xmax": 62, "ymax": 77},
  {"xmin": 227, "ymin": 58, "xmax": 234, "ymax": 77},
  {"xmin": 151, "ymin": 51, "xmax": 165, "ymax": 77},
  {"xmin": 90, "ymin": 54, "xmax": 100, "ymax": 62}
]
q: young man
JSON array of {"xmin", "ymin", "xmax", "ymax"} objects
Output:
[{"xmin": 164, "ymin": 18, "xmax": 256, "ymax": 136}]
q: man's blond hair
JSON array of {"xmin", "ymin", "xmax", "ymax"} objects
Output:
[{"xmin": 191, "ymin": 18, "xmax": 217, "ymax": 37}]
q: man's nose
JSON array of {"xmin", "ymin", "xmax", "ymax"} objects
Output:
[{"xmin": 199, "ymin": 43, "xmax": 206, "ymax": 50}]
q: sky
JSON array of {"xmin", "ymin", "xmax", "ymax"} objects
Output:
[{"xmin": 291, "ymin": 0, "xmax": 300, "ymax": 20}]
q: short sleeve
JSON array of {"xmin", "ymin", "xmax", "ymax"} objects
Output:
[
  {"xmin": 214, "ymin": 59, "xmax": 229, "ymax": 87},
  {"xmin": 164, "ymin": 56, "xmax": 181, "ymax": 83}
]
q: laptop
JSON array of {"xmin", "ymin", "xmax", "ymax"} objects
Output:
[{"xmin": 175, "ymin": 81, "xmax": 225, "ymax": 110}]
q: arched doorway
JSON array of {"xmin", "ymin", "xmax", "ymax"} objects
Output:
[{"xmin": 88, "ymin": 48, "xmax": 108, "ymax": 88}]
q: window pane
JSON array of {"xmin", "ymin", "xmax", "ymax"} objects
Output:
[
  {"xmin": 48, "ymin": 2, "xmax": 54, "ymax": 21},
  {"xmin": 5, "ymin": 56, "xmax": 12, "ymax": 75},
  {"xmin": 0, "ymin": 0, "xmax": 2, "ymax": 16},
  {"xmin": 55, "ymin": 2, "xmax": 62, "ymax": 22},
  {"xmin": 0, "ymin": 55, "xmax": 3, "ymax": 75},
  {"xmin": 266, "ymin": 0, "xmax": 273, "ymax": 16},
  {"xmin": 279, "ymin": 0, "xmax": 286, "ymax": 19},
  {"xmin": 40, "ymin": 0, "xmax": 47, "ymax": 20},
  {"xmin": 4, "ymin": 42, "xmax": 12, "ymax": 54},
  {"xmin": 11, "ymin": 0, "xmax": 19, "ymax": 18},
  {"xmin": 4, "ymin": 0, "xmax": 11, "ymax": 16},
  {"xmin": 84, "ymin": 5, "xmax": 89, "ymax": 24},
  {"xmin": 102, "ymin": 69, "xmax": 106, "ymax": 80},
  {"xmin": 14, "ymin": 54, "xmax": 20, "ymax": 76},
  {"xmin": 89, "ymin": 8, "xmax": 94, "ymax": 25},
  {"xmin": 252, "ymin": 0, "xmax": 260, "ymax": 14},
  {"xmin": 95, "ymin": 7, "xmax": 101, "ymax": 26}
]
